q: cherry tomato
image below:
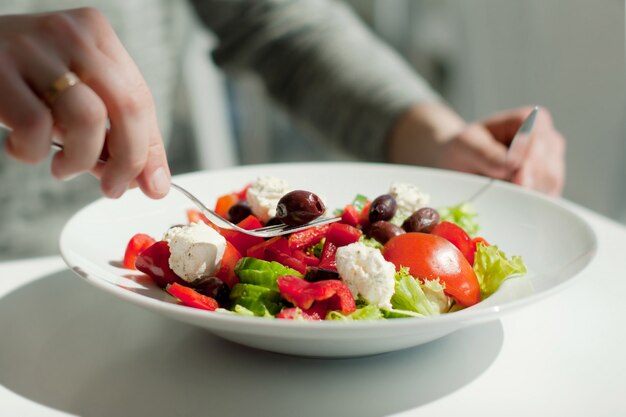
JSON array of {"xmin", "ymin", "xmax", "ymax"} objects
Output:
[{"xmin": 382, "ymin": 233, "xmax": 480, "ymax": 306}]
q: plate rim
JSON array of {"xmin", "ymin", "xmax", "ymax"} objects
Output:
[{"xmin": 59, "ymin": 162, "xmax": 598, "ymax": 334}]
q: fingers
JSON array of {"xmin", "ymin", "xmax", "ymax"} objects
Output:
[
  {"xmin": 481, "ymin": 106, "xmax": 566, "ymax": 195},
  {"xmin": 481, "ymin": 106, "xmax": 544, "ymax": 146},
  {"xmin": 0, "ymin": 8, "xmax": 171, "ymax": 199},
  {"xmin": 0, "ymin": 56, "xmax": 54, "ymax": 163},
  {"xmin": 77, "ymin": 58, "xmax": 169, "ymax": 198},
  {"xmin": 49, "ymin": 83, "xmax": 107, "ymax": 181},
  {"xmin": 63, "ymin": 9, "xmax": 170, "ymax": 198},
  {"xmin": 443, "ymin": 124, "xmax": 509, "ymax": 178},
  {"xmin": 512, "ymin": 129, "xmax": 566, "ymax": 195}
]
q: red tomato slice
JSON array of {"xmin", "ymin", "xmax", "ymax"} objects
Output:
[
  {"xmin": 431, "ymin": 221, "xmax": 475, "ymax": 265},
  {"xmin": 382, "ymin": 233, "xmax": 480, "ymax": 307}
]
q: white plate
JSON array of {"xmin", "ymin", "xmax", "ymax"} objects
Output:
[{"xmin": 60, "ymin": 163, "xmax": 596, "ymax": 357}]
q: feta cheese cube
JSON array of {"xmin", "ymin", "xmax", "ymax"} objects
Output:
[
  {"xmin": 388, "ymin": 182, "xmax": 430, "ymax": 219},
  {"xmin": 163, "ymin": 222, "xmax": 226, "ymax": 283},
  {"xmin": 335, "ymin": 242, "xmax": 396, "ymax": 309},
  {"xmin": 246, "ymin": 176, "xmax": 291, "ymax": 223}
]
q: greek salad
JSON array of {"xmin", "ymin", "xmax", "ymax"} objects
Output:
[{"xmin": 122, "ymin": 176, "xmax": 527, "ymax": 321}]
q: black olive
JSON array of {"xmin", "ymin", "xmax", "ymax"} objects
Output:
[
  {"xmin": 228, "ymin": 201, "xmax": 252, "ymax": 224},
  {"xmin": 368, "ymin": 220, "xmax": 405, "ymax": 244},
  {"xmin": 369, "ymin": 194, "xmax": 397, "ymax": 223},
  {"xmin": 304, "ymin": 267, "xmax": 340, "ymax": 282},
  {"xmin": 265, "ymin": 216, "xmax": 284, "ymax": 227},
  {"xmin": 275, "ymin": 190, "xmax": 326, "ymax": 226},
  {"xmin": 402, "ymin": 207, "xmax": 440, "ymax": 233},
  {"xmin": 194, "ymin": 277, "xmax": 231, "ymax": 307}
]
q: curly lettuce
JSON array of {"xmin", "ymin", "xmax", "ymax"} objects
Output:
[
  {"xmin": 473, "ymin": 243, "xmax": 527, "ymax": 298},
  {"xmin": 390, "ymin": 268, "xmax": 451, "ymax": 316}
]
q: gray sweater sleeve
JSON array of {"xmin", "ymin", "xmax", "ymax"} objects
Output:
[{"xmin": 189, "ymin": 0, "xmax": 441, "ymax": 161}]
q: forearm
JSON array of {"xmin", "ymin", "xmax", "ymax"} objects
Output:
[{"xmin": 190, "ymin": 0, "xmax": 441, "ymax": 161}]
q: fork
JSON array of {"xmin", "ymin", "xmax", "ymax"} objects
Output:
[
  {"xmin": 169, "ymin": 182, "xmax": 341, "ymax": 237},
  {"xmin": 50, "ymin": 141, "xmax": 341, "ymax": 237},
  {"xmin": 464, "ymin": 106, "xmax": 539, "ymax": 203}
]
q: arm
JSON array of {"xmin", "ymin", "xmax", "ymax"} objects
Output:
[
  {"xmin": 191, "ymin": 0, "xmax": 565, "ymax": 195},
  {"xmin": 190, "ymin": 0, "xmax": 441, "ymax": 162}
]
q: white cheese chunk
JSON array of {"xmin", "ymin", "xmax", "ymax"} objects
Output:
[
  {"xmin": 163, "ymin": 222, "xmax": 226, "ymax": 283},
  {"xmin": 388, "ymin": 182, "xmax": 430, "ymax": 219},
  {"xmin": 335, "ymin": 242, "xmax": 396, "ymax": 309},
  {"xmin": 246, "ymin": 176, "xmax": 291, "ymax": 222}
]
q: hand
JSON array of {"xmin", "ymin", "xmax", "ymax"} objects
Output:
[
  {"xmin": 387, "ymin": 103, "xmax": 566, "ymax": 196},
  {"xmin": 0, "ymin": 8, "xmax": 170, "ymax": 199}
]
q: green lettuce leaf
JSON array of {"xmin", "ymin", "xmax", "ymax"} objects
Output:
[
  {"xmin": 473, "ymin": 243, "xmax": 527, "ymax": 298},
  {"xmin": 308, "ymin": 239, "xmax": 325, "ymax": 258},
  {"xmin": 390, "ymin": 268, "xmax": 442, "ymax": 316},
  {"xmin": 439, "ymin": 202, "xmax": 480, "ymax": 236},
  {"xmin": 358, "ymin": 235, "xmax": 383, "ymax": 250},
  {"xmin": 234, "ymin": 257, "xmax": 302, "ymax": 290},
  {"xmin": 326, "ymin": 305, "xmax": 384, "ymax": 321},
  {"xmin": 351, "ymin": 194, "xmax": 369, "ymax": 212},
  {"xmin": 381, "ymin": 308, "xmax": 424, "ymax": 319}
]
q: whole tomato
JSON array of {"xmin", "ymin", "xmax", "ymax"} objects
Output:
[{"xmin": 382, "ymin": 233, "xmax": 480, "ymax": 306}]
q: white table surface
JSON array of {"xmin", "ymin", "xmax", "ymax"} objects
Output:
[{"xmin": 1, "ymin": 204, "xmax": 624, "ymax": 417}]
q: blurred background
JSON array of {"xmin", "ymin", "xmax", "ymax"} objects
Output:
[
  {"xmin": 0, "ymin": 0, "xmax": 625, "ymax": 262},
  {"xmin": 203, "ymin": 0, "xmax": 625, "ymax": 223}
]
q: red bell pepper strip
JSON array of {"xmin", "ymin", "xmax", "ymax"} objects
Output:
[
  {"xmin": 135, "ymin": 241, "xmax": 183, "ymax": 288},
  {"xmin": 318, "ymin": 240, "xmax": 338, "ymax": 271},
  {"xmin": 166, "ymin": 282, "xmax": 219, "ymax": 311},
  {"xmin": 123, "ymin": 233, "xmax": 156, "ymax": 270},
  {"xmin": 265, "ymin": 248, "xmax": 307, "ymax": 275},
  {"xmin": 277, "ymin": 275, "xmax": 356, "ymax": 314},
  {"xmin": 246, "ymin": 236, "xmax": 290, "ymax": 260},
  {"xmin": 287, "ymin": 224, "xmax": 331, "ymax": 251},
  {"xmin": 215, "ymin": 241, "xmax": 242, "ymax": 288},
  {"xmin": 214, "ymin": 193, "xmax": 239, "ymax": 218},
  {"xmin": 221, "ymin": 214, "xmax": 265, "ymax": 255},
  {"xmin": 292, "ymin": 249, "xmax": 320, "ymax": 267},
  {"xmin": 325, "ymin": 223, "xmax": 362, "ymax": 247}
]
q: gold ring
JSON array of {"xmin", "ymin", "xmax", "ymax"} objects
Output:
[{"xmin": 44, "ymin": 71, "xmax": 81, "ymax": 104}]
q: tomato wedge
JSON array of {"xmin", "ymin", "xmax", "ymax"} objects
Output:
[
  {"xmin": 382, "ymin": 233, "xmax": 480, "ymax": 306},
  {"xmin": 431, "ymin": 221, "xmax": 474, "ymax": 265}
]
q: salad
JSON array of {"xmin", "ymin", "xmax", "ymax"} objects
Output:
[{"xmin": 122, "ymin": 176, "xmax": 527, "ymax": 321}]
